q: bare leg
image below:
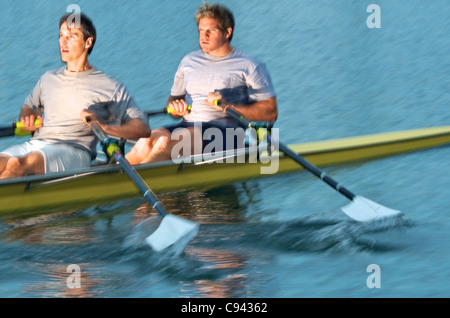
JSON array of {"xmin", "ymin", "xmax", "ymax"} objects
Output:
[
  {"xmin": 125, "ymin": 126, "xmax": 202, "ymax": 164},
  {"xmin": 0, "ymin": 156, "xmax": 9, "ymax": 174},
  {"xmin": 126, "ymin": 128, "xmax": 173, "ymax": 164},
  {"xmin": 0, "ymin": 152, "xmax": 45, "ymax": 179}
]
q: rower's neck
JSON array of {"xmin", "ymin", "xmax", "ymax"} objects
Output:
[{"xmin": 66, "ymin": 59, "xmax": 92, "ymax": 72}]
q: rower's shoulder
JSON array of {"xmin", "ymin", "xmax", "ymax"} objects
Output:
[
  {"xmin": 180, "ymin": 50, "xmax": 203, "ymax": 62},
  {"xmin": 41, "ymin": 66, "xmax": 65, "ymax": 77},
  {"xmin": 232, "ymin": 49, "xmax": 262, "ymax": 64},
  {"xmin": 87, "ymin": 68, "xmax": 126, "ymax": 88}
]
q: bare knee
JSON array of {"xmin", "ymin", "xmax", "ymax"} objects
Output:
[
  {"xmin": 0, "ymin": 155, "xmax": 9, "ymax": 173},
  {"xmin": 146, "ymin": 130, "xmax": 174, "ymax": 157},
  {"xmin": 0, "ymin": 153, "xmax": 44, "ymax": 179},
  {"xmin": 0, "ymin": 157, "xmax": 23, "ymax": 179},
  {"xmin": 126, "ymin": 129, "xmax": 173, "ymax": 164}
]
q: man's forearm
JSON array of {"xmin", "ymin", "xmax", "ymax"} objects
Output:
[
  {"xmin": 232, "ymin": 97, "xmax": 278, "ymax": 122},
  {"xmin": 104, "ymin": 119, "xmax": 151, "ymax": 140}
]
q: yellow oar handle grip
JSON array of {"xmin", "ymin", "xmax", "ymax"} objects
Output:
[
  {"xmin": 166, "ymin": 105, "xmax": 192, "ymax": 114},
  {"xmin": 14, "ymin": 119, "xmax": 42, "ymax": 136},
  {"xmin": 105, "ymin": 141, "xmax": 122, "ymax": 158}
]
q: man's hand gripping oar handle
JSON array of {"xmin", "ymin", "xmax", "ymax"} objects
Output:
[
  {"xmin": 146, "ymin": 105, "xmax": 192, "ymax": 117},
  {"xmin": 213, "ymin": 100, "xmax": 275, "ymax": 130},
  {"xmin": 0, "ymin": 119, "xmax": 42, "ymax": 137}
]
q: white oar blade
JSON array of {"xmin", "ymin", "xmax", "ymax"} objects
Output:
[
  {"xmin": 145, "ymin": 214, "xmax": 199, "ymax": 254},
  {"xmin": 341, "ymin": 195, "xmax": 402, "ymax": 222}
]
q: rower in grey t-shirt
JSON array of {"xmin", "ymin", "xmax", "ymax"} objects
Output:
[
  {"xmin": 170, "ymin": 48, "xmax": 276, "ymax": 127},
  {"xmin": 24, "ymin": 66, "xmax": 148, "ymax": 159}
]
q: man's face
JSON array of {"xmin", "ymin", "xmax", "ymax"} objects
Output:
[
  {"xmin": 198, "ymin": 17, "xmax": 231, "ymax": 56},
  {"xmin": 59, "ymin": 22, "xmax": 92, "ymax": 63}
]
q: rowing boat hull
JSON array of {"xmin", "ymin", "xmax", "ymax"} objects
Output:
[{"xmin": 1, "ymin": 126, "xmax": 449, "ymax": 216}]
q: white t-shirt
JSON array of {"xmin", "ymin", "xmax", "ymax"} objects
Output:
[
  {"xmin": 24, "ymin": 67, "xmax": 147, "ymax": 157},
  {"xmin": 170, "ymin": 49, "xmax": 276, "ymax": 125}
]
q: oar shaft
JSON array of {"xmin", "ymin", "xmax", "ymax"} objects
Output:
[
  {"xmin": 90, "ymin": 121, "xmax": 168, "ymax": 217},
  {"xmin": 89, "ymin": 120, "xmax": 199, "ymax": 252},
  {"xmin": 113, "ymin": 151, "xmax": 168, "ymax": 217},
  {"xmin": 2, "ymin": 104, "xmax": 189, "ymax": 138},
  {"xmin": 2, "ymin": 106, "xmax": 187, "ymax": 138},
  {"xmin": 0, "ymin": 125, "xmax": 15, "ymax": 137},
  {"xmin": 277, "ymin": 139, "xmax": 355, "ymax": 201},
  {"xmin": 220, "ymin": 103, "xmax": 356, "ymax": 201},
  {"xmin": 215, "ymin": 100, "xmax": 402, "ymax": 222},
  {"xmin": 146, "ymin": 105, "xmax": 192, "ymax": 117}
]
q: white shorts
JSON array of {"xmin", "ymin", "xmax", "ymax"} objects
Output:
[{"xmin": 0, "ymin": 140, "xmax": 91, "ymax": 174}]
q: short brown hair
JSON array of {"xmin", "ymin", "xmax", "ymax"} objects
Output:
[
  {"xmin": 195, "ymin": 3, "xmax": 235, "ymax": 41},
  {"xmin": 59, "ymin": 12, "xmax": 96, "ymax": 55}
]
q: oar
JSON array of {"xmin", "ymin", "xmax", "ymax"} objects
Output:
[
  {"xmin": 0, "ymin": 105, "xmax": 189, "ymax": 138},
  {"xmin": 87, "ymin": 119, "xmax": 199, "ymax": 253},
  {"xmin": 215, "ymin": 101, "xmax": 402, "ymax": 222},
  {"xmin": 0, "ymin": 119, "xmax": 41, "ymax": 138},
  {"xmin": 146, "ymin": 105, "xmax": 192, "ymax": 117}
]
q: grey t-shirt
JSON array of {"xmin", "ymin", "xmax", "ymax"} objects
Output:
[
  {"xmin": 24, "ymin": 67, "xmax": 147, "ymax": 158},
  {"xmin": 170, "ymin": 49, "xmax": 276, "ymax": 125}
]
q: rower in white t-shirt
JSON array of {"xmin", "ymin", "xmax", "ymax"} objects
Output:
[{"xmin": 126, "ymin": 3, "xmax": 277, "ymax": 164}]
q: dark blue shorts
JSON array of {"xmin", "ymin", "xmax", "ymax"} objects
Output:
[{"xmin": 164, "ymin": 121, "xmax": 250, "ymax": 153}]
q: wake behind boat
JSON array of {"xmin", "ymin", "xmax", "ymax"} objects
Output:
[{"xmin": 0, "ymin": 125, "xmax": 449, "ymax": 216}]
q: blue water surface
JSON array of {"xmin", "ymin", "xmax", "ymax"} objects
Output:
[{"xmin": 0, "ymin": 0, "xmax": 449, "ymax": 298}]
